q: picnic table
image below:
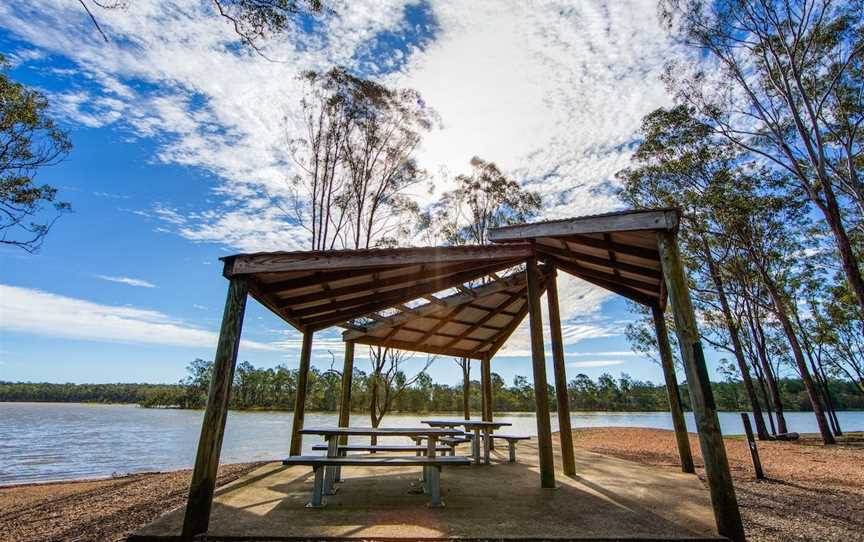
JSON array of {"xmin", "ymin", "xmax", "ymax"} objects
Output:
[
  {"xmin": 421, "ymin": 419, "xmax": 512, "ymax": 465},
  {"xmin": 299, "ymin": 427, "xmax": 464, "ymax": 498}
]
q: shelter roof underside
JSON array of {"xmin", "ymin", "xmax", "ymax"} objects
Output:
[{"xmin": 218, "ymin": 208, "xmax": 678, "ymax": 349}]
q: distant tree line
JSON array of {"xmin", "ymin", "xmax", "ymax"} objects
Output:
[{"xmin": 3, "ymin": 359, "xmax": 862, "ymax": 413}]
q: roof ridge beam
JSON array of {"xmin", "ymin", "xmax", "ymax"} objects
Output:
[
  {"xmin": 487, "ymin": 209, "xmax": 679, "ymax": 243},
  {"xmin": 224, "ymin": 243, "xmax": 533, "ymax": 276}
]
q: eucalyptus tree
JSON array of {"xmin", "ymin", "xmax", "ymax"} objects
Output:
[
  {"xmin": 431, "ymin": 156, "xmax": 543, "ymax": 246},
  {"xmin": 286, "ymin": 67, "xmax": 433, "ymax": 251},
  {"xmin": 0, "ymin": 55, "xmax": 71, "ymax": 253},
  {"xmin": 713, "ymin": 176, "xmax": 836, "ymax": 443},
  {"xmin": 661, "ymin": 0, "xmax": 864, "ymax": 315},
  {"xmin": 618, "ymin": 105, "xmax": 771, "ymax": 439}
]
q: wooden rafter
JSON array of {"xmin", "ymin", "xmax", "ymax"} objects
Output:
[
  {"xmin": 303, "ymin": 260, "xmax": 520, "ymax": 330},
  {"xmin": 484, "ymin": 271, "xmax": 550, "ymax": 359},
  {"xmin": 541, "ymin": 251, "xmax": 658, "ymax": 291},
  {"xmin": 440, "ymin": 289, "xmax": 526, "ymax": 350},
  {"xmin": 285, "ymin": 260, "xmax": 515, "ymax": 318},
  {"xmin": 343, "ymin": 271, "xmax": 527, "ymax": 340},
  {"xmin": 273, "ymin": 261, "xmax": 480, "ymax": 306},
  {"xmin": 545, "ymin": 255, "xmax": 657, "ymax": 306},
  {"xmin": 353, "ymin": 335, "xmax": 479, "ymax": 359},
  {"xmin": 535, "ymin": 241, "xmax": 661, "ymax": 280},
  {"xmin": 563, "ymin": 234, "xmax": 659, "ymax": 261}
]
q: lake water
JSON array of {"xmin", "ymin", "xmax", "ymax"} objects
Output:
[{"xmin": 1, "ymin": 403, "xmax": 861, "ymax": 485}]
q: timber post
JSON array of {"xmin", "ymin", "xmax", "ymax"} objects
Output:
[
  {"xmin": 481, "ymin": 355, "xmax": 493, "ymax": 422},
  {"xmin": 182, "ymin": 277, "xmax": 249, "ymax": 539},
  {"xmin": 337, "ymin": 341, "xmax": 355, "ymax": 445},
  {"xmin": 289, "ymin": 331, "xmax": 314, "ymax": 456},
  {"xmin": 526, "ymin": 254, "xmax": 556, "ymax": 489},
  {"xmin": 657, "ymin": 230, "xmax": 745, "ymax": 542},
  {"xmin": 546, "ymin": 268, "xmax": 576, "ymax": 476},
  {"xmin": 651, "ymin": 303, "xmax": 695, "ymax": 474}
]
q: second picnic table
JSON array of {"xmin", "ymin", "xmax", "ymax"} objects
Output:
[{"xmin": 421, "ymin": 419, "xmax": 512, "ymax": 465}]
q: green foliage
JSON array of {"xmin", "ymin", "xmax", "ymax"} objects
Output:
[
  {"xmin": 4, "ymin": 362, "xmax": 862, "ymax": 412},
  {"xmin": 0, "ymin": 54, "xmax": 71, "ymax": 252}
]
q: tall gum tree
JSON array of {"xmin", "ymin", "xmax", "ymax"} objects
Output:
[
  {"xmin": 662, "ymin": 0, "xmax": 864, "ymax": 317},
  {"xmin": 618, "ymin": 105, "xmax": 771, "ymax": 439}
]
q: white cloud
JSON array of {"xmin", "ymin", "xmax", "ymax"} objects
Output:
[
  {"xmin": 0, "ymin": 0, "xmax": 672, "ymax": 349},
  {"xmin": 96, "ymin": 275, "xmax": 157, "ymax": 288},
  {"xmin": 0, "ymin": 284, "xmax": 278, "ymax": 351},
  {"xmin": 568, "ymin": 359, "xmax": 625, "ymax": 368},
  {"xmin": 570, "ymin": 351, "xmax": 639, "ymax": 357},
  {"xmin": 0, "ymin": 0, "xmax": 672, "ymax": 247}
]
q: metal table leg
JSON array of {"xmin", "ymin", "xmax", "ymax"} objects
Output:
[
  {"xmin": 483, "ymin": 428, "xmax": 491, "ymax": 464},
  {"xmin": 323, "ymin": 435, "xmax": 339, "ymax": 495}
]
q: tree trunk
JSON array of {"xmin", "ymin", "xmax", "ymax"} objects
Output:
[
  {"xmin": 750, "ymin": 357, "xmax": 776, "ymax": 436},
  {"xmin": 461, "ymin": 359, "xmax": 471, "ymax": 420},
  {"xmin": 758, "ymin": 268, "xmax": 835, "ymax": 444},
  {"xmin": 703, "ymin": 240, "xmax": 769, "ymax": 439},
  {"xmin": 749, "ymin": 312, "xmax": 788, "ymax": 434},
  {"xmin": 370, "ymin": 376, "xmax": 379, "ymax": 447}
]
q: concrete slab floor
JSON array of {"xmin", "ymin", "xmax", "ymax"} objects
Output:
[{"xmin": 130, "ymin": 435, "xmax": 724, "ymax": 541}]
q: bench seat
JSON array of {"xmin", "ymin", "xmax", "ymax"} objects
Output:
[
  {"xmin": 490, "ymin": 434, "xmax": 530, "ymax": 462},
  {"xmin": 283, "ymin": 455, "xmax": 470, "ymax": 467},
  {"xmin": 311, "ymin": 444, "xmax": 450, "ymax": 454},
  {"xmin": 282, "ymin": 455, "xmax": 470, "ymax": 507}
]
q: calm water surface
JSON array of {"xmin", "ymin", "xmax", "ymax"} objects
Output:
[{"xmin": 1, "ymin": 402, "xmax": 861, "ymax": 485}]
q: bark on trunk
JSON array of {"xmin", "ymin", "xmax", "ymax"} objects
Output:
[
  {"xmin": 461, "ymin": 359, "xmax": 471, "ymax": 420},
  {"xmin": 704, "ymin": 241, "xmax": 769, "ymax": 439},
  {"xmin": 750, "ymin": 312, "xmax": 789, "ymax": 434},
  {"xmin": 759, "ymin": 270, "xmax": 835, "ymax": 444}
]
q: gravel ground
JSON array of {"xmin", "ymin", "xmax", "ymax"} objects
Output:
[
  {"xmin": 0, "ymin": 463, "xmax": 265, "ymax": 542},
  {"xmin": 1, "ymin": 428, "xmax": 861, "ymax": 542},
  {"xmin": 571, "ymin": 427, "xmax": 864, "ymax": 542}
]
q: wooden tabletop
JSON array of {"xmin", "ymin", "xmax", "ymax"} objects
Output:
[
  {"xmin": 421, "ymin": 419, "xmax": 513, "ymax": 429},
  {"xmin": 299, "ymin": 427, "xmax": 464, "ymax": 437}
]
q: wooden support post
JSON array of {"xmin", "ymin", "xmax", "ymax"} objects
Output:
[
  {"xmin": 526, "ymin": 255, "xmax": 556, "ymax": 489},
  {"xmin": 651, "ymin": 304, "xmax": 695, "ymax": 474},
  {"xmin": 182, "ymin": 277, "xmax": 249, "ymax": 539},
  {"xmin": 289, "ymin": 331, "xmax": 314, "ymax": 456},
  {"xmin": 547, "ymin": 269, "xmax": 576, "ymax": 476},
  {"xmin": 741, "ymin": 413, "xmax": 765, "ymax": 480},
  {"xmin": 657, "ymin": 231, "xmax": 745, "ymax": 542},
  {"xmin": 337, "ymin": 341, "xmax": 355, "ymax": 445},
  {"xmin": 481, "ymin": 355, "xmax": 493, "ymax": 423}
]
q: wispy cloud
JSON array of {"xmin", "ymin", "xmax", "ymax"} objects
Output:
[
  {"xmin": 96, "ymin": 275, "xmax": 157, "ymax": 288},
  {"xmin": 568, "ymin": 359, "xmax": 625, "ymax": 368},
  {"xmin": 0, "ymin": 284, "xmax": 278, "ymax": 351},
  {"xmin": 0, "ymin": 0, "xmax": 671, "ymax": 350}
]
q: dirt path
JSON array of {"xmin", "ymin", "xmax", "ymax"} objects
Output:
[{"xmin": 571, "ymin": 427, "xmax": 864, "ymax": 542}]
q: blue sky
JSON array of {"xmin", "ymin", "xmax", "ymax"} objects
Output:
[{"xmin": 0, "ymin": 1, "xmax": 729, "ymax": 387}]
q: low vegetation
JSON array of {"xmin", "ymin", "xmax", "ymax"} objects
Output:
[{"xmin": 3, "ymin": 359, "xmax": 862, "ymax": 413}]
